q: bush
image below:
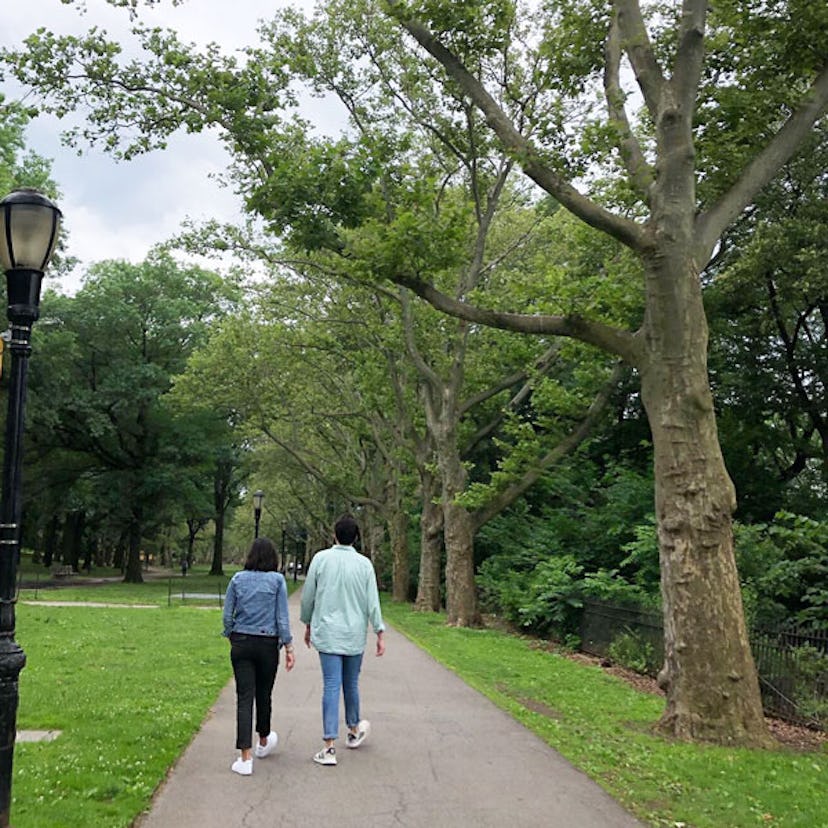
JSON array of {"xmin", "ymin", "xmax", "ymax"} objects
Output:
[
  {"xmin": 478, "ymin": 549, "xmax": 584, "ymax": 638},
  {"xmin": 516, "ymin": 555, "xmax": 584, "ymax": 637},
  {"xmin": 607, "ymin": 629, "xmax": 659, "ymax": 676},
  {"xmin": 735, "ymin": 512, "xmax": 828, "ymax": 629}
]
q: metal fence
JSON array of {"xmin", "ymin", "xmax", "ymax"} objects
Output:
[
  {"xmin": 167, "ymin": 577, "xmax": 226, "ymax": 607},
  {"xmin": 751, "ymin": 624, "xmax": 828, "ymax": 728},
  {"xmin": 579, "ymin": 600, "xmax": 827, "ymax": 730}
]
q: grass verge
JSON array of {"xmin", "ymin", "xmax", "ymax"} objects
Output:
[
  {"xmin": 381, "ymin": 601, "xmax": 827, "ymax": 828},
  {"xmin": 12, "ymin": 565, "xmax": 300, "ymax": 827},
  {"xmin": 14, "ymin": 603, "xmax": 230, "ymax": 828}
]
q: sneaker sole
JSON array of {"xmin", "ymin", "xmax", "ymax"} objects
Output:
[
  {"xmin": 347, "ymin": 721, "xmax": 371, "ymax": 749},
  {"xmin": 255, "ymin": 733, "xmax": 279, "ymax": 758}
]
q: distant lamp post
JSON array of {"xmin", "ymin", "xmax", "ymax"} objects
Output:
[
  {"xmin": 252, "ymin": 490, "xmax": 264, "ymax": 539},
  {"xmin": 0, "ymin": 188, "xmax": 62, "ymax": 826},
  {"xmin": 280, "ymin": 520, "xmax": 287, "ymax": 573}
]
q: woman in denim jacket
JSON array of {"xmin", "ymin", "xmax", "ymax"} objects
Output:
[{"xmin": 223, "ymin": 537, "xmax": 295, "ymax": 775}]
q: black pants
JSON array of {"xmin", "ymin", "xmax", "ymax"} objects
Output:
[{"xmin": 230, "ymin": 633, "xmax": 280, "ymax": 750}]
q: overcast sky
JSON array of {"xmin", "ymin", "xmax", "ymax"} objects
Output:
[{"xmin": 3, "ymin": 0, "xmax": 328, "ymax": 293}]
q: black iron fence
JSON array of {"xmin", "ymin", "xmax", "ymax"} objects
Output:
[{"xmin": 579, "ymin": 600, "xmax": 827, "ymax": 730}]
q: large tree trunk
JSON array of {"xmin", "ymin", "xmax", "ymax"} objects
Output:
[
  {"xmin": 389, "ymin": 507, "xmax": 410, "ymax": 602},
  {"xmin": 415, "ymin": 472, "xmax": 443, "ymax": 612},
  {"xmin": 124, "ymin": 510, "xmax": 144, "ymax": 583},
  {"xmin": 42, "ymin": 514, "xmax": 59, "ymax": 568},
  {"xmin": 435, "ymin": 423, "xmax": 479, "ymax": 625},
  {"xmin": 640, "ymin": 256, "xmax": 772, "ymax": 747},
  {"xmin": 210, "ymin": 462, "xmax": 228, "ymax": 576},
  {"xmin": 442, "ymin": 500, "xmax": 478, "ymax": 626},
  {"xmin": 210, "ymin": 512, "xmax": 225, "ymax": 576}
]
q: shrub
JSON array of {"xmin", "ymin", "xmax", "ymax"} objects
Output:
[
  {"xmin": 516, "ymin": 554, "xmax": 584, "ymax": 637},
  {"xmin": 607, "ymin": 629, "xmax": 659, "ymax": 676},
  {"xmin": 735, "ymin": 512, "xmax": 828, "ymax": 629}
]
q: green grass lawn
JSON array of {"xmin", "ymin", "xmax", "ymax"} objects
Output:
[
  {"xmin": 381, "ymin": 601, "xmax": 827, "ymax": 828},
  {"xmin": 11, "ymin": 560, "xmax": 300, "ymax": 827},
  {"xmin": 14, "ymin": 603, "xmax": 230, "ymax": 828},
  {"xmin": 18, "ymin": 559, "xmax": 238, "ymax": 607},
  {"xmin": 9, "ymin": 565, "xmax": 827, "ymax": 828}
]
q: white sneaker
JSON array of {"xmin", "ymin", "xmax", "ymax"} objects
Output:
[
  {"xmin": 346, "ymin": 720, "xmax": 370, "ymax": 749},
  {"xmin": 313, "ymin": 745, "xmax": 337, "ymax": 765},
  {"xmin": 231, "ymin": 757, "xmax": 253, "ymax": 775},
  {"xmin": 255, "ymin": 731, "xmax": 278, "ymax": 758}
]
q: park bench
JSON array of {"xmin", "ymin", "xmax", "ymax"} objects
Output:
[{"xmin": 51, "ymin": 565, "xmax": 74, "ymax": 579}]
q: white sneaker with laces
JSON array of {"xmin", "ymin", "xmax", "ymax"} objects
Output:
[
  {"xmin": 255, "ymin": 731, "xmax": 278, "ymax": 758},
  {"xmin": 346, "ymin": 720, "xmax": 371, "ymax": 749},
  {"xmin": 313, "ymin": 745, "xmax": 337, "ymax": 765},
  {"xmin": 231, "ymin": 757, "xmax": 253, "ymax": 775}
]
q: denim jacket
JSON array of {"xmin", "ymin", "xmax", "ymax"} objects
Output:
[{"xmin": 222, "ymin": 570, "xmax": 293, "ymax": 646}]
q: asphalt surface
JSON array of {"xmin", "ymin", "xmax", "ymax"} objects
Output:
[{"xmin": 135, "ymin": 588, "xmax": 643, "ymax": 828}]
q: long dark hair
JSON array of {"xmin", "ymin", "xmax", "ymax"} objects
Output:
[{"xmin": 244, "ymin": 537, "xmax": 279, "ymax": 572}]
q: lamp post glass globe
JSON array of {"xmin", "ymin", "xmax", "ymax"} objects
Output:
[
  {"xmin": 0, "ymin": 188, "xmax": 62, "ymax": 826},
  {"xmin": 253, "ymin": 490, "xmax": 264, "ymax": 538},
  {"xmin": 0, "ymin": 188, "xmax": 62, "ymax": 273}
]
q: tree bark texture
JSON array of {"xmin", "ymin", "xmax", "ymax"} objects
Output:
[
  {"xmin": 424, "ymin": 376, "xmax": 480, "ymax": 625},
  {"xmin": 442, "ymin": 498, "xmax": 479, "ymax": 626},
  {"xmin": 433, "ymin": 418, "xmax": 479, "ymax": 625},
  {"xmin": 415, "ymin": 475, "xmax": 443, "ymax": 612},
  {"xmin": 639, "ymin": 255, "xmax": 772, "ymax": 746},
  {"xmin": 389, "ymin": 507, "xmax": 410, "ymax": 601}
]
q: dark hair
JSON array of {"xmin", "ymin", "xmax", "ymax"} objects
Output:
[
  {"xmin": 334, "ymin": 513, "xmax": 360, "ymax": 546},
  {"xmin": 244, "ymin": 537, "xmax": 279, "ymax": 572}
]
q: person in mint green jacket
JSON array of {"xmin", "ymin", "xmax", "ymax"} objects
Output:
[{"xmin": 300, "ymin": 513, "xmax": 385, "ymax": 766}]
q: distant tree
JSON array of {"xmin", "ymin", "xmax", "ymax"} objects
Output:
[
  {"xmin": 27, "ymin": 253, "xmax": 239, "ymax": 582},
  {"xmin": 707, "ymin": 126, "xmax": 828, "ymax": 521}
]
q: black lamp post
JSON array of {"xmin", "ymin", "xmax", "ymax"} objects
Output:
[
  {"xmin": 252, "ymin": 490, "xmax": 264, "ymax": 539},
  {"xmin": 280, "ymin": 520, "xmax": 287, "ymax": 573},
  {"xmin": 0, "ymin": 188, "xmax": 62, "ymax": 827}
]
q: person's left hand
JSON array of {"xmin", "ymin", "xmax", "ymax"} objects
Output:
[
  {"xmin": 285, "ymin": 650, "xmax": 296, "ymax": 672},
  {"xmin": 304, "ymin": 624, "xmax": 312, "ymax": 648}
]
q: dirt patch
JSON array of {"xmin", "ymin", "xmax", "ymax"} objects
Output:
[{"xmin": 495, "ymin": 682, "xmax": 564, "ymax": 720}]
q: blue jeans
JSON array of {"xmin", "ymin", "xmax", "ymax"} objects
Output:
[{"xmin": 318, "ymin": 652, "xmax": 363, "ymax": 741}]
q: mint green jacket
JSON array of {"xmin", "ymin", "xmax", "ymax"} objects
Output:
[{"xmin": 299, "ymin": 544, "xmax": 385, "ymax": 656}]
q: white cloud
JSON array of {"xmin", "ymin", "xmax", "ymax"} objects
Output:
[{"xmin": 3, "ymin": 0, "xmax": 328, "ymax": 293}]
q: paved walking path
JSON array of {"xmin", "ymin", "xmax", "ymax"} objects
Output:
[{"xmin": 136, "ymin": 589, "xmax": 643, "ymax": 828}]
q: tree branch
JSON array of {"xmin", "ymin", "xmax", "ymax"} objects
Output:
[
  {"xmin": 471, "ymin": 362, "xmax": 627, "ymax": 530},
  {"xmin": 604, "ymin": 9, "xmax": 654, "ymax": 200},
  {"xmin": 399, "ymin": 288, "xmax": 442, "ymax": 388},
  {"xmin": 394, "ymin": 273, "xmax": 641, "ymax": 364},
  {"xmin": 613, "ymin": 0, "xmax": 667, "ymax": 119},
  {"xmin": 696, "ymin": 63, "xmax": 828, "ymax": 259},
  {"xmin": 383, "ymin": 1, "xmax": 648, "ymax": 252},
  {"xmin": 671, "ymin": 0, "xmax": 707, "ymax": 115},
  {"xmin": 461, "ymin": 344, "xmax": 562, "ymax": 455}
]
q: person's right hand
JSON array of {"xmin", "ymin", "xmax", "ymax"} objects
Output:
[
  {"xmin": 376, "ymin": 632, "xmax": 385, "ymax": 657},
  {"xmin": 304, "ymin": 623, "xmax": 312, "ymax": 648}
]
